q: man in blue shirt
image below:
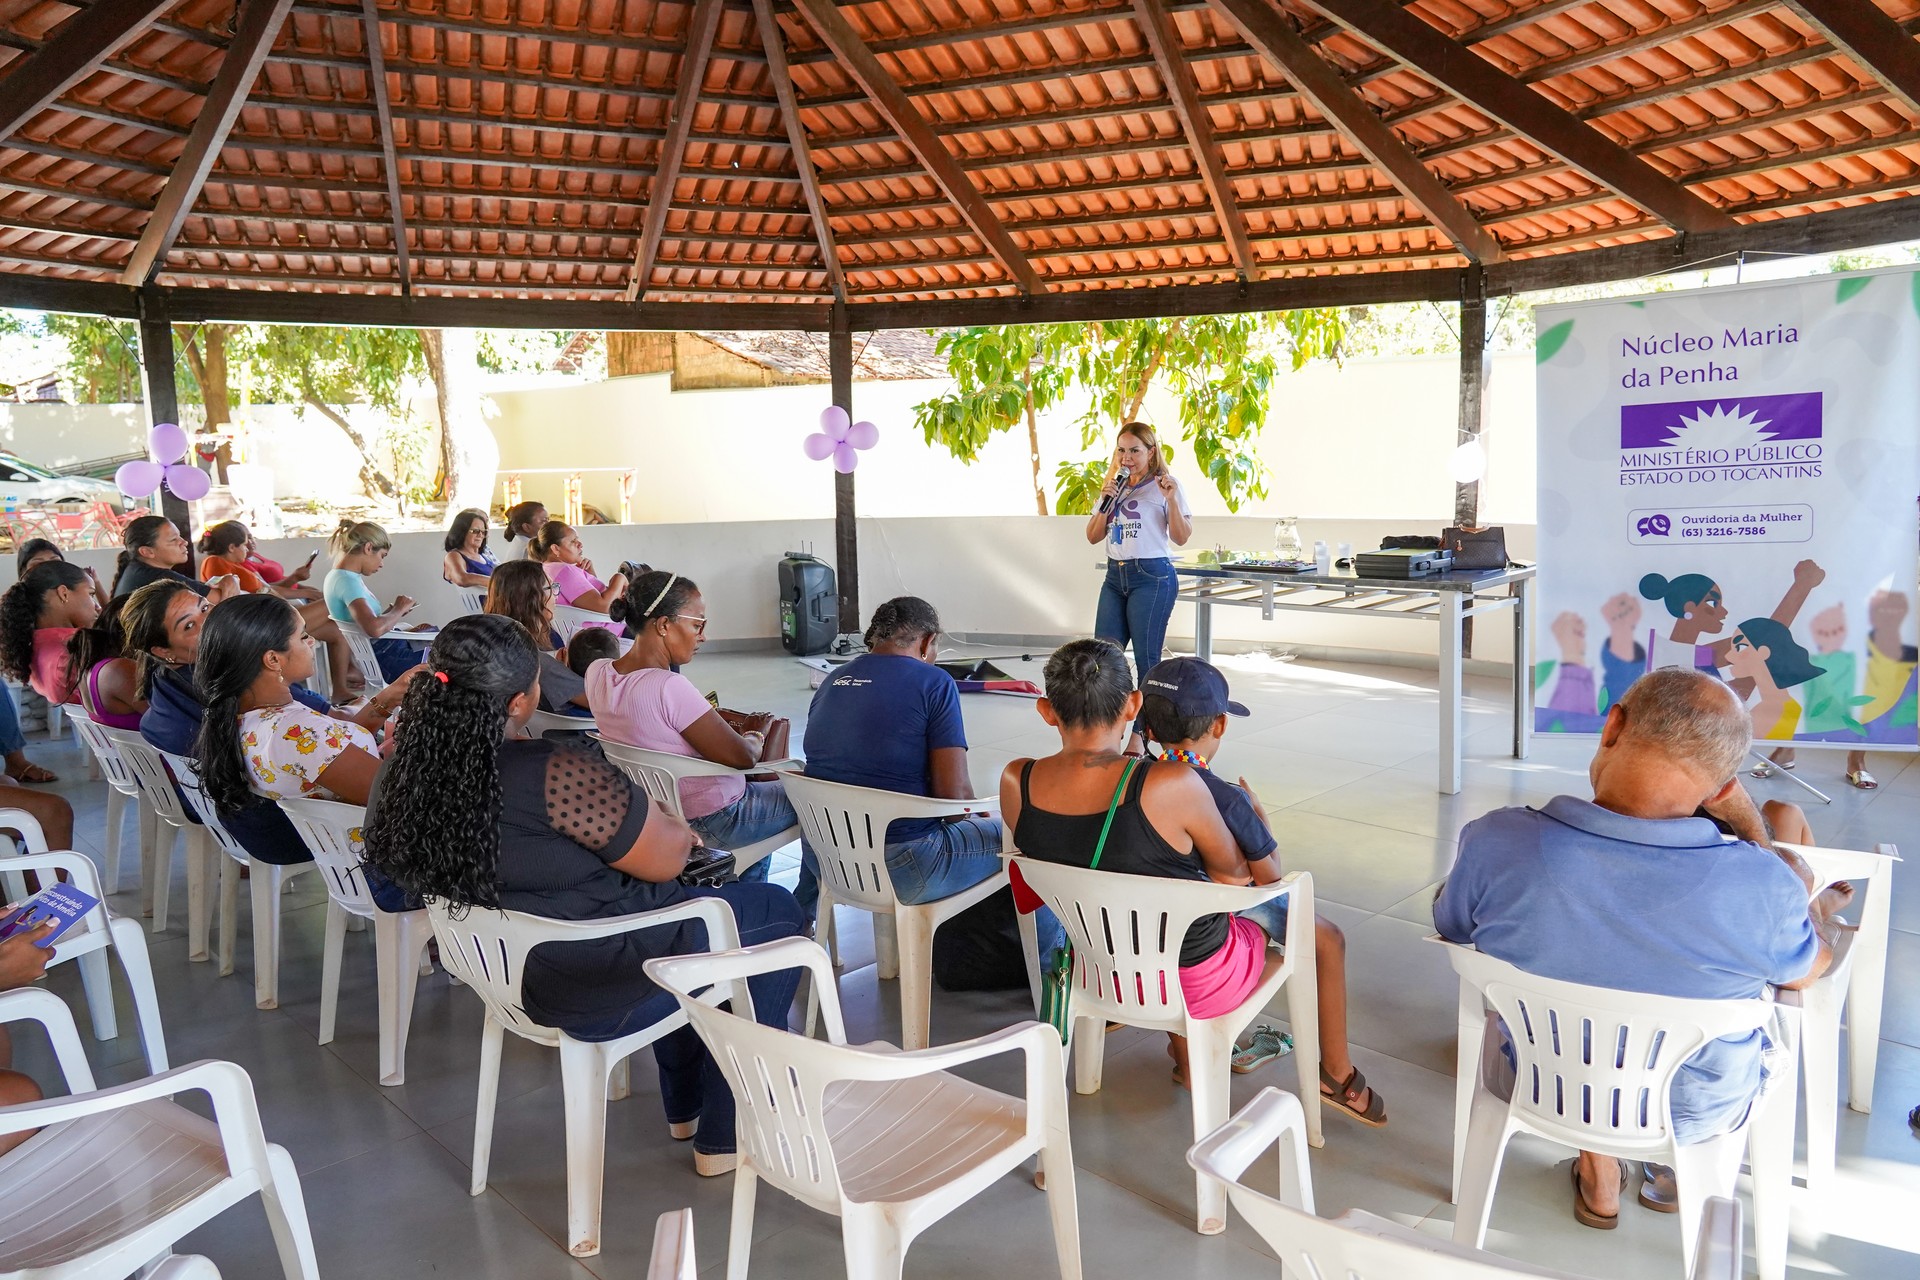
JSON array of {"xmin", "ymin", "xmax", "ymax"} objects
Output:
[
  {"xmin": 801, "ymin": 597, "xmax": 999, "ymax": 916},
  {"xmin": 1140, "ymin": 657, "xmax": 1385, "ymax": 1128},
  {"xmin": 1436, "ymin": 667, "xmax": 1842, "ymax": 1229}
]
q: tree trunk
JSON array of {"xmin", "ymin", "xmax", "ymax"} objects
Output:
[
  {"xmin": 303, "ymin": 394, "xmax": 401, "ymax": 500},
  {"xmin": 1122, "ymin": 320, "xmax": 1179, "ymax": 424},
  {"xmin": 419, "ymin": 328, "xmax": 499, "ymax": 513},
  {"xmin": 177, "ymin": 324, "xmax": 234, "ymax": 481},
  {"xmin": 1023, "ymin": 362, "xmax": 1048, "ymax": 516}
]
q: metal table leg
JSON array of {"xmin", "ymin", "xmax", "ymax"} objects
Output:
[
  {"xmin": 1512, "ymin": 578, "xmax": 1532, "ymax": 761},
  {"xmin": 1439, "ymin": 589, "xmax": 1463, "ymax": 795},
  {"xmin": 1193, "ymin": 594, "xmax": 1214, "ymax": 663}
]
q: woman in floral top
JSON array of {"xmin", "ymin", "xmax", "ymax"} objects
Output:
[{"xmin": 195, "ymin": 594, "xmax": 415, "ymax": 813}]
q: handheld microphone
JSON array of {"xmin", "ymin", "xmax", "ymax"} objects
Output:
[{"xmin": 1098, "ymin": 493, "xmax": 1115, "ymax": 514}]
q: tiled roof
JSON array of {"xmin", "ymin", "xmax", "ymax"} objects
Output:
[
  {"xmin": 0, "ymin": 0, "xmax": 1915, "ymax": 313},
  {"xmin": 694, "ymin": 327, "xmax": 945, "ymax": 377}
]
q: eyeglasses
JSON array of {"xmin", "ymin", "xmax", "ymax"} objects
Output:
[{"xmin": 671, "ymin": 613, "xmax": 708, "ymax": 635}]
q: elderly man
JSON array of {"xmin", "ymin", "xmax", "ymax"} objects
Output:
[{"xmin": 1436, "ymin": 667, "xmax": 1844, "ymax": 1230}]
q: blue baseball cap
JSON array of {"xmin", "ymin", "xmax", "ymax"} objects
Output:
[{"xmin": 1140, "ymin": 657, "xmax": 1249, "ymax": 719}]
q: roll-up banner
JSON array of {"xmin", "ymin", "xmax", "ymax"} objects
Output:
[{"xmin": 1534, "ymin": 268, "xmax": 1920, "ymax": 749}]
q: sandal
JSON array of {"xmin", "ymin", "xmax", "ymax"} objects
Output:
[
  {"xmin": 1319, "ymin": 1064, "xmax": 1388, "ymax": 1127},
  {"xmin": 1232, "ymin": 1023, "xmax": 1293, "ymax": 1074},
  {"xmin": 1572, "ymin": 1159, "xmax": 1630, "ymax": 1230},
  {"xmin": 1847, "ymin": 770, "xmax": 1878, "ymax": 791},
  {"xmin": 11, "ymin": 762, "xmax": 56, "ymax": 784},
  {"xmin": 1750, "ymin": 760, "xmax": 1794, "ymax": 779},
  {"xmin": 1638, "ymin": 1161, "xmax": 1677, "ymax": 1213}
]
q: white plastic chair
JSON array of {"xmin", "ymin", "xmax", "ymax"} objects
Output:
[
  {"xmin": 161, "ymin": 749, "xmax": 316, "ymax": 1010},
  {"xmin": 0, "ymin": 987, "xmax": 320, "ymax": 1279},
  {"xmin": 1189, "ymin": 1085, "xmax": 1743, "ymax": 1280},
  {"xmin": 427, "ymin": 896, "xmax": 750, "ymax": 1258},
  {"xmin": 1779, "ymin": 839, "xmax": 1899, "ymax": 1194},
  {"xmin": 1008, "ymin": 855, "xmax": 1320, "ymax": 1234},
  {"xmin": 456, "ymin": 587, "xmax": 488, "ymax": 615},
  {"xmin": 553, "ymin": 603, "xmax": 614, "ymax": 645},
  {"xmin": 1439, "ymin": 941, "xmax": 1797, "ymax": 1280},
  {"xmin": 100, "ymin": 726, "xmax": 215, "ymax": 949},
  {"xmin": 645, "ymin": 936, "xmax": 1082, "ymax": 1280},
  {"xmin": 594, "ymin": 736, "xmax": 801, "ymax": 876},
  {"xmin": 777, "ymin": 771, "xmax": 1005, "ymax": 1050},
  {"xmin": 648, "ymin": 1208, "xmax": 696, "ymax": 1280},
  {"xmin": 335, "ymin": 619, "xmax": 388, "ymax": 693},
  {"xmin": 64, "ymin": 703, "xmax": 156, "ymax": 895},
  {"xmin": 279, "ymin": 796, "xmax": 435, "ymax": 1086},
  {"xmin": 528, "ymin": 709, "xmax": 597, "ymax": 736},
  {"xmin": 0, "ymin": 807, "xmax": 169, "ymax": 1074}
]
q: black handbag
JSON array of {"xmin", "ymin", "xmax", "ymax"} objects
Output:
[{"xmin": 1442, "ymin": 526, "xmax": 1509, "ymax": 570}]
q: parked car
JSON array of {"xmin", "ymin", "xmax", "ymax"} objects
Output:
[{"xmin": 0, "ymin": 452, "xmax": 124, "ymax": 508}]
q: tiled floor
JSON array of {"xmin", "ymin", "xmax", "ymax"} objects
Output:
[{"xmin": 10, "ymin": 648, "xmax": 1919, "ymax": 1279}]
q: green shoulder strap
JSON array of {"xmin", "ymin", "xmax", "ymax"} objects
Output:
[{"xmin": 1089, "ymin": 759, "xmax": 1138, "ymax": 871}]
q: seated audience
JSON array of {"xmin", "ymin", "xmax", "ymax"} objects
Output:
[
  {"xmin": 194, "ymin": 595, "xmax": 416, "ymax": 816},
  {"xmin": 198, "ymin": 519, "xmax": 354, "ymax": 696},
  {"xmin": 322, "ymin": 519, "xmax": 423, "ymax": 683},
  {"xmin": 589, "ymin": 571, "xmax": 794, "ymax": 882},
  {"xmin": 1000, "ymin": 638, "xmax": 1286, "ymax": 1087},
  {"xmin": 110, "ymin": 515, "xmax": 240, "ymax": 602},
  {"xmin": 1, "ymin": 561, "xmax": 101, "ymax": 705},
  {"xmin": 15, "ymin": 538, "xmax": 108, "ymax": 610},
  {"xmin": 484, "ymin": 561, "xmax": 593, "ymax": 716},
  {"xmin": 361, "ymin": 615, "xmax": 806, "ymax": 1175},
  {"xmin": 442, "ymin": 508, "xmax": 497, "ymax": 587},
  {"xmin": 238, "ymin": 525, "xmax": 315, "ymax": 588},
  {"xmin": 1139, "ymin": 657, "xmax": 1383, "ymax": 1125},
  {"xmin": 800, "ymin": 596, "xmax": 997, "ymax": 922},
  {"xmin": 1435, "ymin": 667, "xmax": 1843, "ymax": 1229},
  {"xmin": 533, "ymin": 522, "xmax": 628, "ymax": 623},
  {"xmin": 503, "ymin": 501, "xmax": 549, "ymax": 559},
  {"xmin": 565, "ymin": 626, "xmax": 621, "ymax": 680},
  {"xmin": 73, "ymin": 597, "xmax": 144, "ymax": 729}
]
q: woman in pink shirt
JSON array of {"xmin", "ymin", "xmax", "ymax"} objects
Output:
[
  {"xmin": 534, "ymin": 522, "xmax": 629, "ymax": 636},
  {"xmin": 0, "ymin": 560, "xmax": 102, "ymax": 705},
  {"xmin": 587, "ymin": 570, "xmax": 795, "ymax": 884}
]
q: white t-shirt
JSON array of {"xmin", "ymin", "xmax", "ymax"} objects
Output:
[{"xmin": 1105, "ymin": 476, "xmax": 1190, "ymax": 561}]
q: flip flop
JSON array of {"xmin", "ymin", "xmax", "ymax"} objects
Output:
[
  {"xmin": 11, "ymin": 762, "xmax": 56, "ymax": 784},
  {"xmin": 1319, "ymin": 1064, "xmax": 1388, "ymax": 1127},
  {"xmin": 1847, "ymin": 770, "xmax": 1878, "ymax": 791},
  {"xmin": 1572, "ymin": 1159, "xmax": 1631, "ymax": 1230},
  {"xmin": 1638, "ymin": 1161, "xmax": 1678, "ymax": 1213},
  {"xmin": 1232, "ymin": 1024, "xmax": 1293, "ymax": 1074}
]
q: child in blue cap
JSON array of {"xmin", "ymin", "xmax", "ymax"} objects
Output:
[{"xmin": 1139, "ymin": 656, "xmax": 1386, "ymax": 1128}]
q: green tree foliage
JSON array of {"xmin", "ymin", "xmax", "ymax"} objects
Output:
[
  {"xmin": 246, "ymin": 325, "xmax": 428, "ymax": 502},
  {"xmin": 43, "ymin": 315, "xmax": 143, "ymax": 403},
  {"xmin": 916, "ymin": 310, "xmax": 1345, "ymax": 515}
]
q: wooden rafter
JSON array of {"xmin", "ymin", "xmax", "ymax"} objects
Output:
[
  {"xmin": 1210, "ymin": 0, "xmax": 1502, "ymax": 263},
  {"xmin": 1303, "ymin": 0, "xmax": 1735, "ymax": 234},
  {"xmin": 1131, "ymin": 0, "xmax": 1257, "ymax": 279},
  {"xmin": 0, "ymin": 0, "xmax": 181, "ymax": 141},
  {"xmin": 1784, "ymin": 0, "xmax": 1920, "ymax": 116},
  {"xmin": 790, "ymin": 0, "xmax": 1044, "ymax": 293},
  {"xmin": 625, "ymin": 0, "xmax": 726, "ymax": 302},
  {"xmin": 753, "ymin": 0, "xmax": 846, "ymax": 302},
  {"xmin": 121, "ymin": 0, "xmax": 298, "ymax": 285},
  {"xmin": 360, "ymin": 0, "xmax": 411, "ymax": 295}
]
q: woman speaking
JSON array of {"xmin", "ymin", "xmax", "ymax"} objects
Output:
[{"xmin": 1085, "ymin": 423, "xmax": 1191, "ymax": 700}]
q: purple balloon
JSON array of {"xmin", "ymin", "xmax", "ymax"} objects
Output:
[
  {"xmin": 819, "ymin": 405, "xmax": 851, "ymax": 442},
  {"xmin": 845, "ymin": 419, "xmax": 879, "ymax": 451},
  {"xmin": 831, "ymin": 442, "xmax": 859, "ymax": 474},
  {"xmin": 802, "ymin": 432, "xmax": 836, "ymax": 462},
  {"xmin": 148, "ymin": 421, "xmax": 188, "ymax": 463},
  {"xmin": 115, "ymin": 459, "xmax": 164, "ymax": 497},
  {"xmin": 164, "ymin": 462, "xmax": 210, "ymax": 501}
]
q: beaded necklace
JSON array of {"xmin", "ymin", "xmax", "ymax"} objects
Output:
[{"xmin": 1161, "ymin": 747, "xmax": 1210, "ymax": 769}]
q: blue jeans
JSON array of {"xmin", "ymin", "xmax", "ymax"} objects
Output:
[
  {"xmin": 689, "ymin": 780, "xmax": 797, "ymax": 886},
  {"xmin": 371, "ymin": 636, "xmax": 420, "ymax": 682},
  {"xmin": 883, "ymin": 815, "xmax": 1005, "ymax": 905},
  {"xmin": 567, "ymin": 881, "xmax": 807, "ymax": 1156},
  {"xmin": 1096, "ymin": 557, "xmax": 1178, "ymax": 684},
  {"xmin": 0, "ymin": 684, "xmax": 22, "ymax": 756}
]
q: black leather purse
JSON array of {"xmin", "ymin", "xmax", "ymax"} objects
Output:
[{"xmin": 1442, "ymin": 526, "xmax": 1510, "ymax": 570}]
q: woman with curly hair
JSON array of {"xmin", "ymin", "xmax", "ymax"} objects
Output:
[
  {"xmin": 590, "ymin": 570, "xmax": 795, "ymax": 885},
  {"xmin": 362, "ymin": 614, "xmax": 806, "ymax": 1174},
  {"xmin": 0, "ymin": 560, "xmax": 101, "ymax": 705},
  {"xmin": 442, "ymin": 508, "xmax": 496, "ymax": 587},
  {"xmin": 195, "ymin": 595, "xmax": 416, "ymax": 816},
  {"xmin": 482, "ymin": 560, "xmax": 592, "ymax": 716}
]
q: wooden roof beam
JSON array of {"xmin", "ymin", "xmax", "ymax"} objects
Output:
[
  {"xmin": 1132, "ymin": 0, "xmax": 1258, "ymax": 279},
  {"xmin": 359, "ymin": 0, "xmax": 410, "ymax": 295},
  {"xmin": 626, "ymin": 0, "xmax": 727, "ymax": 301},
  {"xmin": 754, "ymin": 0, "xmax": 846, "ymax": 302},
  {"xmin": 1784, "ymin": 0, "xmax": 1920, "ymax": 116},
  {"xmin": 1303, "ymin": 0, "xmax": 1734, "ymax": 234},
  {"xmin": 790, "ymin": 0, "xmax": 1043, "ymax": 294},
  {"xmin": 121, "ymin": 0, "xmax": 298, "ymax": 286},
  {"xmin": 1211, "ymin": 0, "xmax": 1501, "ymax": 263},
  {"xmin": 0, "ymin": 0, "xmax": 182, "ymax": 140}
]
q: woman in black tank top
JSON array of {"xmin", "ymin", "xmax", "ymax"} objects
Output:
[{"xmin": 1000, "ymin": 640, "xmax": 1262, "ymax": 1080}]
